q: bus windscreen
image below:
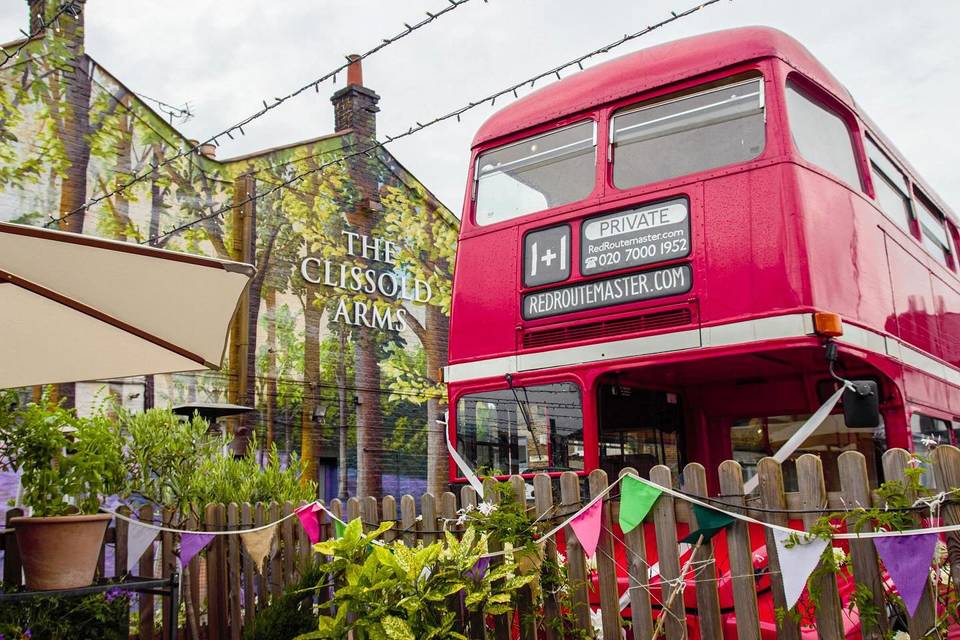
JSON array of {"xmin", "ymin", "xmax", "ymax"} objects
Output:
[
  {"xmin": 612, "ymin": 76, "xmax": 765, "ymax": 189},
  {"xmin": 474, "ymin": 121, "xmax": 596, "ymax": 226}
]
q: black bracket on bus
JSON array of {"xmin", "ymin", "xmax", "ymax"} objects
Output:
[{"xmin": 824, "ymin": 338, "xmax": 880, "ymax": 429}]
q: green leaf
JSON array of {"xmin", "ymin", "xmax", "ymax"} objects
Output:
[{"xmin": 382, "ymin": 615, "xmax": 415, "ymax": 640}]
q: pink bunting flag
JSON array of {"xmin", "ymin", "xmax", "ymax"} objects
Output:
[
  {"xmin": 179, "ymin": 532, "xmax": 215, "ymax": 566},
  {"xmin": 570, "ymin": 499, "xmax": 603, "ymax": 559},
  {"xmin": 874, "ymin": 532, "xmax": 939, "ymax": 616},
  {"xmin": 295, "ymin": 502, "xmax": 321, "ymax": 544}
]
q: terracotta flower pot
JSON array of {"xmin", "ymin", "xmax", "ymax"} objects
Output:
[{"xmin": 11, "ymin": 513, "xmax": 112, "ymax": 590}]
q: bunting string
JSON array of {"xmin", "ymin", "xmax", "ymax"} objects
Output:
[{"xmin": 107, "ymin": 507, "xmax": 297, "ymax": 535}]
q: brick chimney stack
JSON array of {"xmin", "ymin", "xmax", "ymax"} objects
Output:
[{"xmin": 331, "ymin": 54, "xmax": 380, "ymax": 140}]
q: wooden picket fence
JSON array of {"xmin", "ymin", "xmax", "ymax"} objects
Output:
[{"xmin": 2, "ymin": 444, "xmax": 959, "ymax": 639}]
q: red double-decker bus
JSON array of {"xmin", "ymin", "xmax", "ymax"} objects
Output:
[{"xmin": 445, "ymin": 26, "xmax": 959, "ymax": 636}]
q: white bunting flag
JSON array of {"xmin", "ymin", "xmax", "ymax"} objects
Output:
[
  {"xmin": 772, "ymin": 529, "xmax": 829, "ymax": 610},
  {"xmin": 127, "ymin": 520, "xmax": 158, "ymax": 574}
]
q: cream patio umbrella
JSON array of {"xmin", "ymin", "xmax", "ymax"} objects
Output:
[{"xmin": 0, "ymin": 221, "xmax": 254, "ymax": 389}]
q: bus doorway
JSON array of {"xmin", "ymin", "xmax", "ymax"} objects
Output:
[{"xmin": 597, "ymin": 382, "xmax": 685, "ymax": 481}]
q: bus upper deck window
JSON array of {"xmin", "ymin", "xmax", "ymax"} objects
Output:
[
  {"xmin": 914, "ymin": 194, "xmax": 954, "ymax": 267},
  {"xmin": 866, "ymin": 136, "xmax": 912, "ymax": 232},
  {"xmin": 474, "ymin": 121, "xmax": 596, "ymax": 226},
  {"xmin": 785, "ymin": 79, "xmax": 862, "ymax": 190},
  {"xmin": 611, "ymin": 76, "xmax": 765, "ymax": 190}
]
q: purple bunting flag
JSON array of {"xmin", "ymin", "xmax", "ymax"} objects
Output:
[
  {"xmin": 874, "ymin": 532, "xmax": 939, "ymax": 617},
  {"xmin": 179, "ymin": 532, "xmax": 215, "ymax": 566}
]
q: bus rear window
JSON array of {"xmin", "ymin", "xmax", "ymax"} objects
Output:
[
  {"xmin": 611, "ymin": 77, "xmax": 765, "ymax": 190},
  {"xmin": 474, "ymin": 121, "xmax": 596, "ymax": 226},
  {"xmin": 456, "ymin": 382, "xmax": 584, "ymax": 475}
]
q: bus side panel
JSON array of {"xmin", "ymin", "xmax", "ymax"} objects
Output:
[
  {"xmin": 884, "ymin": 234, "xmax": 955, "ymax": 410},
  {"xmin": 700, "ymin": 165, "xmax": 806, "ymax": 324},
  {"xmin": 798, "ymin": 170, "xmax": 897, "ymax": 332},
  {"xmin": 448, "ymin": 228, "xmax": 519, "ymax": 363},
  {"xmin": 932, "ymin": 275, "xmax": 960, "ymax": 372}
]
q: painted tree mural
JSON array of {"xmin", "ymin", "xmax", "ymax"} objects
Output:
[{"xmin": 1, "ymin": 0, "xmax": 458, "ymax": 499}]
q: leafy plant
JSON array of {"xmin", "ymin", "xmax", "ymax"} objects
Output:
[
  {"xmin": 118, "ymin": 406, "xmax": 316, "ymax": 514},
  {"xmin": 300, "ymin": 519, "xmax": 534, "ymax": 639},
  {"xmin": 244, "ymin": 560, "xmax": 325, "ymax": 640},
  {"xmin": 0, "ymin": 390, "xmax": 125, "ymax": 517},
  {"xmin": 0, "ymin": 583, "xmax": 130, "ymax": 639}
]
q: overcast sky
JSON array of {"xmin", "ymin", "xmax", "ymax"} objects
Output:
[{"xmin": 3, "ymin": 0, "xmax": 958, "ymax": 214}]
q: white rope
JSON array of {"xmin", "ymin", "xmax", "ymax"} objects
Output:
[
  {"xmin": 625, "ymin": 472, "xmax": 960, "ymax": 540},
  {"xmin": 106, "ymin": 506, "xmax": 297, "ymax": 535}
]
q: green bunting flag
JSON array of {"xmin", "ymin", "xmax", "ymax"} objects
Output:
[
  {"xmin": 618, "ymin": 476, "xmax": 663, "ymax": 533},
  {"xmin": 334, "ymin": 520, "xmax": 346, "ymax": 539},
  {"xmin": 680, "ymin": 504, "xmax": 736, "ymax": 544}
]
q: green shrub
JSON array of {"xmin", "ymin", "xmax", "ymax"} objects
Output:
[
  {"xmin": 0, "ymin": 585, "xmax": 130, "ymax": 639},
  {"xmin": 243, "ymin": 561, "xmax": 325, "ymax": 640},
  {"xmin": 0, "ymin": 390, "xmax": 125, "ymax": 516}
]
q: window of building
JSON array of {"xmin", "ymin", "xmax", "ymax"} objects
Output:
[
  {"xmin": 911, "ymin": 413, "xmax": 951, "ymax": 487},
  {"xmin": 785, "ymin": 80, "xmax": 862, "ymax": 190},
  {"xmin": 731, "ymin": 413, "xmax": 885, "ymax": 491},
  {"xmin": 611, "ymin": 76, "xmax": 765, "ymax": 190},
  {"xmin": 865, "ymin": 136, "xmax": 912, "ymax": 232},
  {"xmin": 474, "ymin": 121, "xmax": 596, "ymax": 226},
  {"xmin": 914, "ymin": 194, "xmax": 954, "ymax": 268},
  {"xmin": 455, "ymin": 382, "xmax": 584, "ymax": 475}
]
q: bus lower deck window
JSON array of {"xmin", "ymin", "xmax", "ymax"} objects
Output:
[
  {"xmin": 474, "ymin": 121, "xmax": 596, "ymax": 226},
  {"xmin": 455, "ymin": 382, "xmax": 584, "ymax": 476},
  {"xmin": 611, "ymin": 76, "xmax": 765, "ymax": 190}
]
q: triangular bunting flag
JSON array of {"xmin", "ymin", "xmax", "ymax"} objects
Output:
[
  {"xmin": 295, "ymin": 502, "xmax": 321, "ymax": 544},
  {"xmin": 570, "ymin": 499, "xmax": 603, "ymax": 559},
  {"xmin": 772, "ymin": 529, "xmax": 829, "ymax": 610},
  {"xmin": 334, "ymin": 519, "xmax": 346, "ymax": 539},
  {"xmin": 240, "ymin": 525, "xmax": 277, "ymax": 571},
  {"xmin": 680, "ymin": 504, "xmax": 736, "ymax": 544},
  {"xmin": 874, "ymin": 533, "xmax": 939, "ymax": 616},
  {"xmin": 619, "ymin": 476, "xmax": 662, "ymax": 533},
  {"xmin": 179, "ymin": 532, "xmax": 215, "ymax": 566},
  {"xmin": 126, "ymin": 520, "xmax": 158, "ymax": 574}
]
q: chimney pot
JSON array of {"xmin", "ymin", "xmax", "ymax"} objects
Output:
[{"xmin": 346, "ymin": 54, "xmax": 363, "ymax": 87}]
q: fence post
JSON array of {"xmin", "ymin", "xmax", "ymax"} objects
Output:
[
  {"xmin": 161, "ymin": 507, "xmax": 176, "ymax": 638},
  {"xmin": 509, "ymin": 475, "xmax": 537, "ymax": 640},
  {"xmin": 204, "ymin": 503, "xmax": 221, "ymax": 640},
  {"xmin": 460, "ymin": 485, "xmax": 485, "ymax": 640},
  {"xmin": 837, "ymin": 451, "xmax": 886, "ymax": 639},
  {"xmin": 268, "ymin": 502, "xmax": 282, "ymax": 601},
  {"xmin": 617, "ymin": 468, "xmax": 654, "ymax": 640},
  {"xmin": 650, "ymin": 464, "xmax": 686, "ymax": 639},
  {"xmin": 227, "ymin": 503, "xmax": 242, "ymax": 640},
  {"xmin": 140, "ymin": 504, "xmax": 157, "ymax": 640},
  {"xmin": 400, "ymin": 495, "xmax": 417, "ymax": 547},
  {"xmin": 757, "ymin": 458, "xmax": 801, "ymax": 640},
  {"xmin": 484, "ymin": 477, "xmax": 512, "ymax": 640},
  {"xmin": 932, "ymin": 444, "xmax": 960, "ymax": 602},
  {"xmin": 421, "ymin": 494, "xmax": 438, "ymax": 546},
  {"xmin": 588, "ymin": 469, "xmax": 623, "ymax": 639},
  {"xmin": 382, "ymin": 496, "xmax": 398, "ymax": 544},
  {"xmin": 717, "ymin": 460, "xmax": 760, "ymax": 640},
  {"xmin": 240, "ymin": 502, "xmax": 256, "ymax": 628},
  {"xmin": 560, "ymin": 471, "xmax": 591, "ymax": 631},
  {"xmin": 282, "ymin": 501, "xmax": 296, "ymax": 584},
  {"xmin": 534, "ymin": 473, "xmax": 560, "ymax": 640},
  {"xmin": 684, "ymin": 463, "xmax": 723, "ymax": 640},
  {"xmin": 254, "ymin": 503, "xmax": 269, "ymax": 609},
  {"xmin": 883, "ymin": 448, "xmax": 937, "ymax": 635},
  {"xmin": 796, "ymin": 454, "xmax": 843, "ymax": 640}
]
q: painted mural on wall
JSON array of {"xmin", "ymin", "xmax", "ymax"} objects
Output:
[{"xmin": 0, "ymin": 1, "xmax": 457, "ymax": 498}]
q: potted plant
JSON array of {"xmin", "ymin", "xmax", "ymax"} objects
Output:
[{"xmin": 0, "ymin": 391, "xmax": 125, "ymax": 590}]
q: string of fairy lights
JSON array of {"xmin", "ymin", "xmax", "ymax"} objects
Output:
[
  {"xmin": 142, "ymin": 0, "xmax": 726, "ymax": 246},
  {"xmin": 40, "ymin": 0, "xmax": 480, "ymax": 230},
  {"xmin": 0, "ymin": 1, "xmax": 81, "ymax": 69}
]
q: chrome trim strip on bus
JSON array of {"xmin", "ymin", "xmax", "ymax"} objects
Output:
[{"xmin": 444, "ymin": 312, "xmax": 960, "ymax": 387}]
